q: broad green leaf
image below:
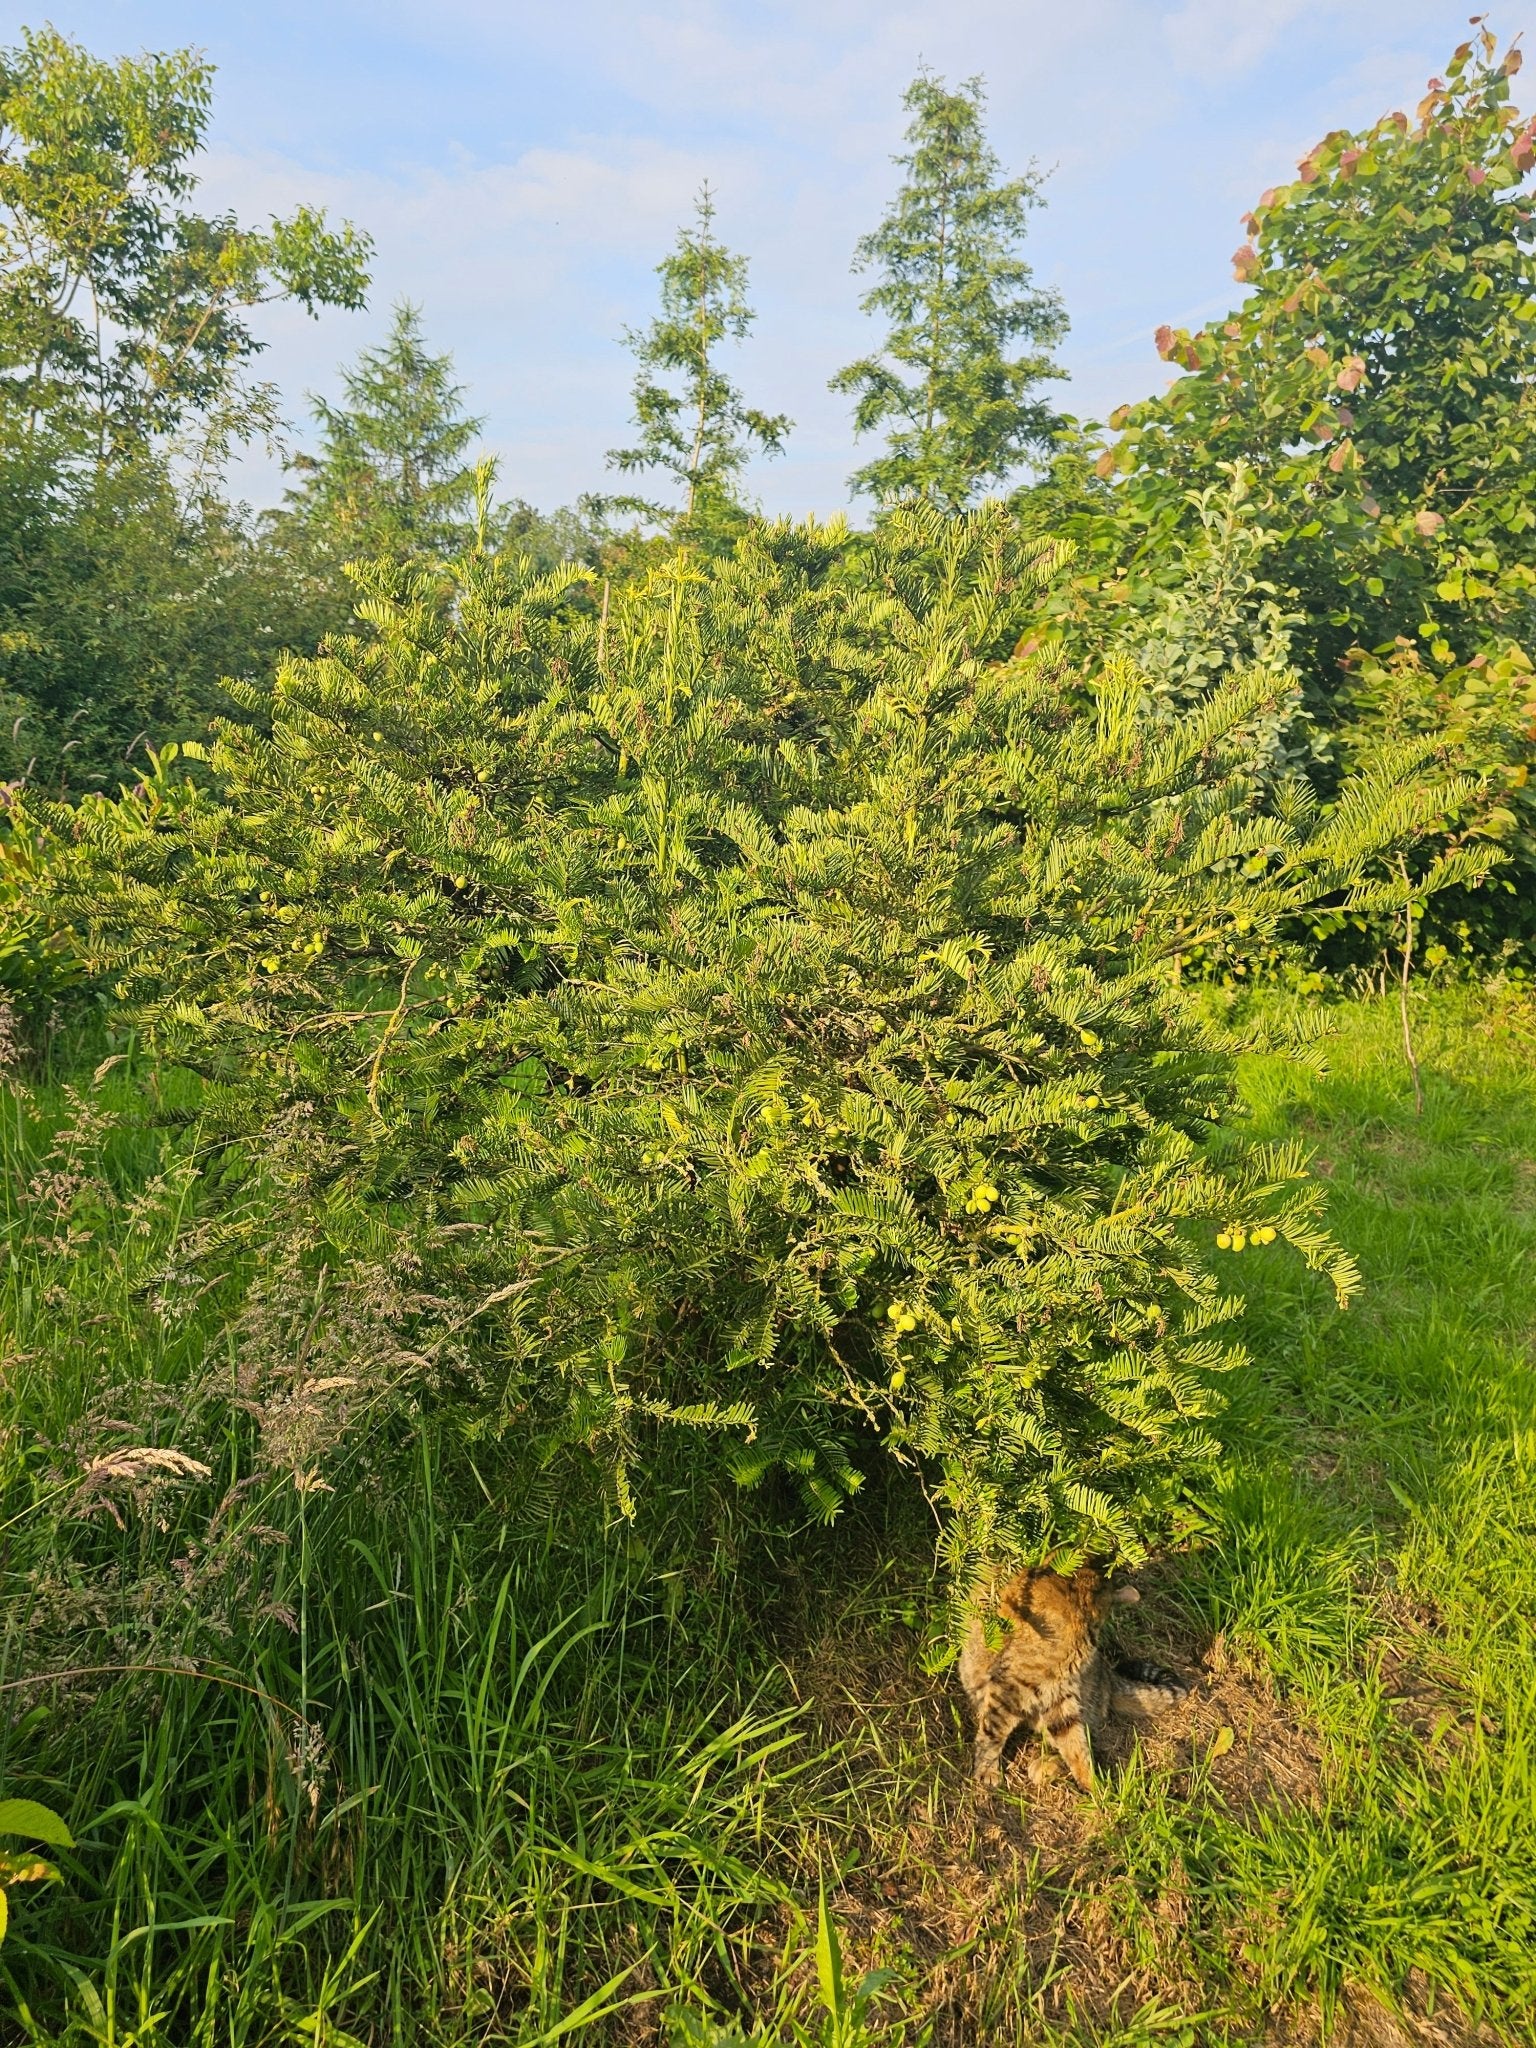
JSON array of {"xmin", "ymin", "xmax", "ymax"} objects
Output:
[{"xmin": 0, "ymin": 1800, "xmax": 74, "ymax": 1849}]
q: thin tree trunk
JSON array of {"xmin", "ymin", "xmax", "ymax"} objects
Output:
[
  {"xmin": 688, "ymin": 392, "xmax": 705, "ymax": 520},
  {"xmin": 924, "ymin": 143, "xmax": 952, "ymax": 461}
]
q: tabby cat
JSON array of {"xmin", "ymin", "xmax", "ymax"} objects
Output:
[{"xmin": 959, "ymin": 1562, "xmax": 1188, "ymax": 1791}]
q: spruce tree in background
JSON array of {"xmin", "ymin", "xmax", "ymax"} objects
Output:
[
  {"xmin": 286, "ymin": 303, "xmax": 484, "ymax": 561},
  {"xmin": 832, "ymin": 72, "xmax": 1067, "ymax": 510},
  {"xmin": 601, "ymin": 185, "xmax": 790, "ymax": 549}
]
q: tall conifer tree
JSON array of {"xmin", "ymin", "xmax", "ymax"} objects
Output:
[
  {"xmin": 603, "ymin": 185, "xmax": 789, "ymax": 548},
  {"xmin": 287, "ymin": 302, "xmax": 483, "ymax": 560},
  {"xmin": 832, "ymin": 73, "xmax": 1067, "ymax": 509}
]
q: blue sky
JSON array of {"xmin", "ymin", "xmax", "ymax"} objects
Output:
[{"xmin": 23, "ymin": 0, "xmax": 1534, "ymax": 514}]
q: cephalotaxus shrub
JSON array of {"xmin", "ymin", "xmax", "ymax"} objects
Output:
[{"xmin": 23, "ymin": 505, "xmax": 1492, "ymax": 1622}]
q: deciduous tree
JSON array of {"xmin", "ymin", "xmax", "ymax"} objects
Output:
[
  {"xmin": 0, "ymin": 25, "xmax": 370, "ymax": 463},
  {"xmin": 1061, "ymin": 27, "xmax": 1536, "ymax": 956}
]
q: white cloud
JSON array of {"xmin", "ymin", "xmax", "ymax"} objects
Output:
[
  {"xmin": 149, "ymin": 0, "xmax": 1514, "ymax": 515},
  {"xmin": 1160, "ymin": 0, "xmax": 1325, "ymax": 80}
]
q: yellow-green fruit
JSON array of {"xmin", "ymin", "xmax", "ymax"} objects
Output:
[
  {"xmin": 890, "ymin": 1367, "xmax": 907, "ymax": 1392},
  {"xmin": 1232, "ymin": 1231, "xmax": 1247, "ymax": 1251},
  {"xmin": 1216, "ymin": 1231, "xmax": 1232, "ymax": 1250}
]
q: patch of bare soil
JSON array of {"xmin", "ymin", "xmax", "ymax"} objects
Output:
[
  {"xmin": 1372, "ymin": 1587, "xmax": 1502, "ymax": 1757},
  {"xmin": 772, "ymin": 1574, "xmax": 1310, "ymax": 2042},
  {"xmin": 773, "ymin": 1570, "xmax": 1498, "ymax": 2048}
]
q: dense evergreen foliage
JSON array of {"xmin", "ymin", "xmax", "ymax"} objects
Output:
[
  {"xmin": 6, "ymin": 21, "xmax": 1536, "ymax": 2043},
  {"xmin": 20, "ymin": 508, "xmax": 1484, "ymax": 1598}
]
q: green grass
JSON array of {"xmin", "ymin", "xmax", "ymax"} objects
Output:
[{"xmin": 2, "ymin": 986, "xmax": 1534, "ymax": 2045}]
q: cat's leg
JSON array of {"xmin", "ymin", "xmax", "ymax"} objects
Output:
[
  {"xmin": 1110, "ymin": 1658, "xmax": 1188, "ymax": 1719},
  {"xmin": 971, "ymin": 1689, "xmax": 1024, "ymax": 1789},
  {"xmin": 1043, "ymin": 1710, "xmax": 1096, "ymax": 1793}
]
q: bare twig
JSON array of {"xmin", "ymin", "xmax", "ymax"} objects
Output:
[{"xmin": 1396, "ymin": 856, "xmax": 1424, "ymax": 1117}]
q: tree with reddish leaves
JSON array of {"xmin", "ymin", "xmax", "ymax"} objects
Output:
[{"xmin": 1033, "ymin": 24, "xmax": 1536, "ymax": 961}]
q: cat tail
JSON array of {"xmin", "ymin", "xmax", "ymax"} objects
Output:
[{"xmin": 1111, "ymin": 1656, "xmax": 1189, "ymax": 1716}]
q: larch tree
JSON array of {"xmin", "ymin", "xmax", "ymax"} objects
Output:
[
  {"xmin": 831, "ymin": 72, "xmax": 1067, "ymax": 510},
  {"xmin": 602, "ymin": 185, "xmax": 790, "ymax": 549}
]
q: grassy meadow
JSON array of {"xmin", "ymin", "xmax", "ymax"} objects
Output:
[{"xmin": 1, "ymin": 982, "xmax": 1534, "ymax": 2047}]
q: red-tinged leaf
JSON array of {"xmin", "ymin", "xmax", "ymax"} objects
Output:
[
  {"xmin": 1390, "ymin": 111, "xmax": 1409, "ymax": 132},
  {"xmin": 1467, "ymin": 164, "xmax": 1488, "ymax": 186},
  {"xmin": 1513, "ymin": 134, "xmax": 1536, "ymax": 172},
  {"xmin": 1415, "ymin": 509, "xmax": 1445, "ymax": 536},
  {"xmin": 1241, "ymin": 211, "xmax": 1259, "ymax": 235},
  {"xmin": 1093, "ymin": 449, "xmax": 1116, "ymax": 479},
  {"xmin": 1313, "ymin": 419, "xmax": 1336, "ymax": 441},
  {"xmin": 1304, "ymin": 345, "xmax": 1329, "ymax": 368},
  {"xmin": 1154, "ymin": 324, "xmax": 1175, "ymax": 360},
  {"xmin": 1505, "ymin": 47, "xmax": 1524, "ymax": 76},
  {"xmin": 1363, "ymin": 496, "xmax": 1381, "ymax": 518},
  {"xmin": 1298, "ymin": 156, "xmax": 1320, "ymax": 184},
  {"xmin": 1224, "ymin": 321, "xmax": 1243, "ymax": 338},
  {"xmin": 1339, "ymin": 148, "xmax": 1361, "ymax": 179},
  {"xmin": 1327, "ymin": 442, "xmax": 1349, "ymax": 472},
  {"xmin": 1258, "ymin": 186, "xmax": 1278, "ymax": 210},
  {"xmin": 1232, "ymin": 243, "xmax": 1259, "ymax": 280},
  {"xmin": 1337, "ymin": 355, "xmax": 1365, "ymax": 392},
  {"xmin": 1107, "ymin": 404, "xmax": 1130, "ymax": 430},
  {"xmin": 1337, "ymin": 406, "xmax": 1354, "ymax": 428}
]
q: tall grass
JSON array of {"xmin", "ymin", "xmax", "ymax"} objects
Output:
[{"xmin": 2, "ymin": 985, "xmax": 1535, "ymax": 2044}]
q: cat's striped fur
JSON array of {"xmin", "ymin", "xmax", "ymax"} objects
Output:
[{"xmin": 959, "ymin": 1562, "xmax": 1188, "ymax": 1791}]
